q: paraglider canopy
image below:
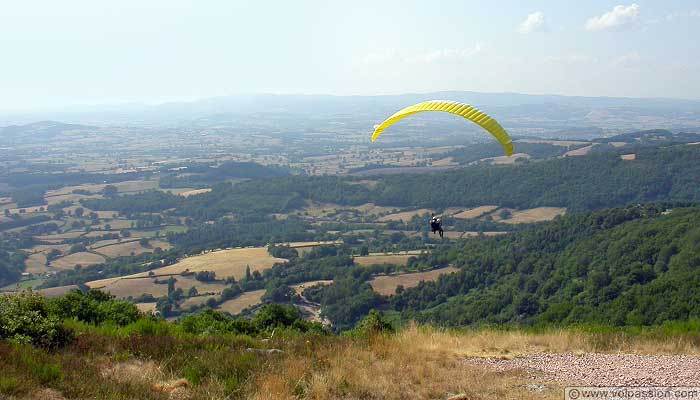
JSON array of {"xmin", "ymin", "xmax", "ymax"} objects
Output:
[{"xmin": 371, "ymin": 100, "xmax": 514, "ymax": 156}]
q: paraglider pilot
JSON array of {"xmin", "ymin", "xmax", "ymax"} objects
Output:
[{"xmin": 430, "ymin": 213, "xmax": 444, "ymax": 238}]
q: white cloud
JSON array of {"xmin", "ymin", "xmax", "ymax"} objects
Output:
[
  {"xmin": 407, "ymin": 44, "xmax": 483, "ymax": 64},
  {"xmin": 585, "ymin": 4, "xmax": 640, "ymax": 31},
  {"xmin": 356, "ymin": 44, "xmax": 482, "ymax": 66},
  {"xmin": 545, "ymin": 54, "xmax": 598, "ymax": 65},
  {"xmin": 613, "ymin": 52, "xmax": 641, "ymax": 67},
  {"xmin": 519, "ymin": 11, "xmax": 546, "ymax": 34}
]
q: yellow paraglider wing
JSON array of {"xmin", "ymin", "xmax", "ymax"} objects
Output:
[{"xmin": 371, "ymin": 100, "xmax": 514, "ymax": 156}]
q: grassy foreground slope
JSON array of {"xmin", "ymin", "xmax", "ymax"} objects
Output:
[
  {"xmin": 2, "ymin": 289, "xmax": 700, "ymax": 400},
  {"xmin": 389, "ymin": 204, "xmax": 700, "ymax": 326}
]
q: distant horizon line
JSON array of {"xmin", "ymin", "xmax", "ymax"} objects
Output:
[{"xmin": 2, "ymin": 89, "xmax": 700, "ymax": 114}]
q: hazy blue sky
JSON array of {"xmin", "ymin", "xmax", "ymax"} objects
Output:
[{"xmin": 1, "ymin": 0, "xmax": 699, "ymax": 109}]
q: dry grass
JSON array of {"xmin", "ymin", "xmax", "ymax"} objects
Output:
[
  {"xmin": 247, "ymin": 325, "xmax": 562, "ymax": 400},
  {"xmin": 369, "ymin": 266, "xmax": 460, "ymax": 295},
  {"xmin": 50, "ymin": 252, "xmax": 106, "ymax": 270},
  {"xmin": 377, "ymin": 209, "xmax": 433, "ymax": 223},
  {"xmin": 496, "ymin": 207, "xmax": 567, "ymax": 224},
  {"xmin": 217, "ymin": 289, "xmax": 266, "ymax": 315},
  {"xmin": 453, "ymin": 206, "xmax": 499, "ymax": 220},
  {"xmin": 247, "ymin": 325, "xmax": 700, "ymax": 399},
  {"xmin": 92, "ymin": 240, "xmax": 171, "ymax": 258},
  {"xmin": 620, "ymin": 153, "xmax": 637, "ymax": 160}
]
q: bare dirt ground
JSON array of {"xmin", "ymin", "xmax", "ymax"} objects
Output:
[{"xmin": 465, "ymin": 352, "xmax": 700, "ymax": 386}]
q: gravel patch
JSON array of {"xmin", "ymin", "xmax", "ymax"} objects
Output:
[{"xmin": 464, "ymin": 353, "xmax": 700, "ymax": 386}]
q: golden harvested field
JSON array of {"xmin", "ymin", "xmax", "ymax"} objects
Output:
[
  {"xmin": 217, "ymin": 289, "xmax": 266, "ymax": 315},
  {"xmin": 462, "ymin": 231, "xmax": 509, "ymax": 237},
  {"xmin": 497, "ymin": 207, "xmax": 567, "ymax": 224},
  {"xmin": 28, "ymin": 243, "xmax": 71, "ymax": 255},
  {"xmin": 47, "ymin": 180, "xmax": 160, "ymax": 196},
  {"xmin": 351, "ymin": 203, "xmax": 399, "ymax": 216},
  {"xmin": 94, "ymin": 219, "xmax": 134, "ymax": 230},
  {"xmin": 92, "ymin": 240, "xmax": 171, "ymax": 258},
  {"xmin": 284, "ymin": 241, "xmax": 343, "ymax": 248},
  {"xmin": 377, "ymin": 209, "xmax": 433, "ymax": 223},
  {"xmin": 176, "ymin": 188, "xmax": 212, "ymax": 197},
  {"xmin": 181, "ymin": 295, "xmax": 218, "ymax": 310},
  {"xmin": 83, "ymin": 230, "xmax": 115, "ymax": 238},
  {"xmin": 621, "ymin": 153, "xmax": 637, "ymax": 160},
  {"xmin": 442, "ymin": 231, "xmax": 466, "ymax": 239},
  {"xmin": 431, "ymin": 157, "xmax": 458, "ymax": 167},
  {"xmin": 354, "ymin": 252, "xmax": 423, "ymax": 267},
  {"xmin": 127, "ymin": 247, "xmax": 287, "ymax": 281},
  {"xmin": 93, "ymin": 211, "xmax": 120, "ymax": 219},
  {"xmin": 50, "ymin": 252, "xmax": 106, "ymax": 270},
  {"xmin": 369, "ymin": 266, "xmax": 460, "ymax": 295},
  {"xmin": 453, "ymin": 206, "xmax": 499, "ymax": 219},
  {"xmin": 135, "ymin": 302, "xmax": 157, "ymax": 313},
  {"xmin": 93, "ymin": 276, "xmax": 228, "ymax": 299},
  {"xmin": 564, "ymin": 144, "xmax": 598, "ymax": 156},
  {"xmin": 36, "ymin": 231, "xmax": 85, "ymax": 241},
  {"xmin": 291, "ymin": 280, "xmax": 333, "ymax": 296},
  {"xmin": 24, "ymin": 244, "xmax": 73, "ymax": 274},
  {"xmin": 24, "ymin": 253, "xmax": 48, "ymax": 274},
  {"xmin": 45, "ymin": 193, "xmax": 102, "ymax": 206},
  {"xmin": 610, "ymin": 141, "xmax": 628, "ymax": 148},
  {"xmin": 37, "ymin": 285, "xmax": 78, "ymax": 298}
]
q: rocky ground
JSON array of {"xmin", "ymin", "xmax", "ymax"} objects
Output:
[{"xmin": 464, "ymin": 352, "xmax": 700, "ymax": 386}]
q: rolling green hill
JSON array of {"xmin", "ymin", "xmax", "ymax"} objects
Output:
[{"xmin": 388, "ymin": 204, "xmax": 700, "ymax": 326}]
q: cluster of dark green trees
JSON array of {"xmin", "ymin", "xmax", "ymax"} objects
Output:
[
  {"xmin": 311, "ymin": 204, "xmax": 700, "ymax": 328},
  {"xmin": 159, "ymin": 161, "xmax": 290, "ymax": 188},
  {"xmin": 0, "ymin": 289, "xmax": 327, "ymax": 349},
  {"xmin": 82, "ymin": 144, "xmax": 700, "ymax": 218}
]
